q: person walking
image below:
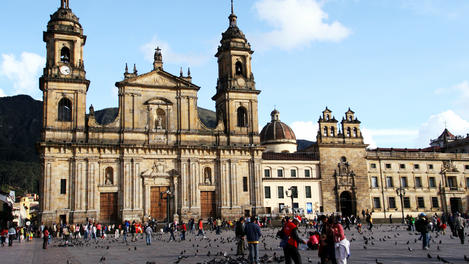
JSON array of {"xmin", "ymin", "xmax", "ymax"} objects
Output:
[
  {"xmin": 168, "ymin": 222, "xmax": 176, "ymax": 241},
  {"xmin": 179, "ymin": 221, "xmax": 187, "ymax": 241},
  {"xmin": 145, "ymin": 223, "xmax": 152, "ymax": 245},
  {"xmin": 216, "ymin": 218, "xmax": 222, "ymax": 235},
  {"xmin": 8, "ymin": 225, "xmax": 16, "ymax": 247},
  {"xmin": 43, "ymin": 227, "xmax": 49, "ymax": 249},
  {"xmin": 332, "ymin": 218, "xmax": 350, "ymax": 264},
  {"xmin": 244, "ymin": 217, "xmax": 262, "ymax": 264},
  {"xmin": 235, "ymin": 217, "xmax": 246, "ymax": 256},
  {"xmin": 454, "ymin": 212, "xmax": 466, "ymax": 244},
  {"xmin": 283, "ymin": 217, "xmax": 306, "ymax": 264},
  {"xmin": 197, "ymin": 219, "xmax": 206, "ymax": 238},
  {"xmin": 415, "ymin": 213, "xmax": 430, "ymax": 250}
]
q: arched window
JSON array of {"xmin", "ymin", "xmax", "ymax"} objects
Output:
[
  {"xmin": 346, "ymin": 127, "xmax": 351, "ymax": 137},
  {"xmin": 353, "ymin": 127, "xmax": 358, "ymax": 137},
  {"xmin": 61, "ymin": 47, "xmax": 70, "ymax": 63},
  {"xmin": 326, "ymin": 114, "xmax": 330, "ymax": 121},
  {"xmin": 323, "ymin": 127, "xmax": 328, "ymax": 137},
  {"xmin": 235, "ymin": 61, "xmax": 243, "ymax": 76},
  {"xmin": 349, "ymin": 115, "xmax": 353, "ymax": 121},
  {"xmin": 331, "ymin": 127, "xmax": 335, "ymax": 137},
  {"xmin": 156, "ymin": 108, "xmax": 166, "ymax": 129},
  {"xmin": 237, "ymin": 107, "xmax": 247, "ymax": 127},
  {"xmin": 58, "ymin": 98, "xmax": 72, "ymax": 122},
  {"xmin": 105, "ymin": 167, "xmax": 113, "ymax": 185}
]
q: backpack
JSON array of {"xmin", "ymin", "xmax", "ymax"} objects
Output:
[{"xmin": 276, "ymin": 228, "xmax": 288, "ymax": 248}]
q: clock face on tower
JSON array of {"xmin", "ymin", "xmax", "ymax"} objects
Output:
[{"xmin": 60, "ymin": 65, "xmax": 71, "ymax": 75}]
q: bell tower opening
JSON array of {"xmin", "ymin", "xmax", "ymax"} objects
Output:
[
  {"xmin": 235, "ymin": 61, "xmax": 243, "ymax": 76},
  {"xmin": 60, "ymin": 46, "xmax": 70, "ymax": 63},
  {"xmin": 58, "ymin": 98, "xmax": 72, "ymax": 122},
  {"xmin": 237, "ymin": 106, "xmax": 248, "ymax": 127}
]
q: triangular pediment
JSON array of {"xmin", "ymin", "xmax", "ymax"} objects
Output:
[{"xmin": 118, "ymin": 70, "xmax": 199, "ymax": 89}]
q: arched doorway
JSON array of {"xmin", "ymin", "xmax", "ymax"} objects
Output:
[{"xmin": 339, "ymin": 191, "xmax": 355, "ymax": 217}]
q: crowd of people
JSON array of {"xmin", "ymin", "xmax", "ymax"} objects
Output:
[{"xmin": 1, "ymin": 211, "xmax": 467, "ymax": 264}]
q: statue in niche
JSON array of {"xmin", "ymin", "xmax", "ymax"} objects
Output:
[
  {"xmin": 204, "ymin": 167, "xmax": 212, "ymax": 185},
  {"xmin": 105, "ymin": 167, "xmax": 113, "ymax": 185},
  {"xmin": 156, "ymin": 116, "xmax": 163, "ymax": 129}
]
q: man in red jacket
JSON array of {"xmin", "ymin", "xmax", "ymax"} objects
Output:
[{"xmin": 283, "ymin": 217, "xmax": 306, "ymax": 264}]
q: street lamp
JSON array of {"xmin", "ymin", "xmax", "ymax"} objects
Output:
[
  {"xmin": 395, "ymin": 187, "xmax": 406, "ymax": 224},
  {"xmin": 286, "ymin": 187, "xmax": 296, "ymax": 215},
  {"xmin": 160, "ymin": 188, "xmax": 173, "ymax": 224}
]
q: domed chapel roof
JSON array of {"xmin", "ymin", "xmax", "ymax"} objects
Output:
[{"xmin": 260, "ymin": 110, "xmax": 296, "ymax": 144}]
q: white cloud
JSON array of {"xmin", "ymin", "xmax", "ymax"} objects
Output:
[
  {"xmin": 290, "ymin": 121, "xmax": 318, "ymax": 141},
  {"xmin": 0, "ymin": 52, "xmax": 45, "ymax": 99},
  {"xmin": 141, "ymin": 36, "xmax": 209, "ymax": 67},
  {"xmin": 0, "ymin": 88, "xmax": 5, "ymax": 97},
  {"xmin": 253, "ymin": 0, "xmax": 351, "ymax": 50},
  {"xmin": 361, "ymin": 128, "xmax": 419, "ymax": 149},
  {"xmin": 417, "ymin": 110, "xmax": 469, "ymax": 147}
]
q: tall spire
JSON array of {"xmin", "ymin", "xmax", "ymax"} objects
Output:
[{"xmin": 229, "ymin": 0, "xmax": 237, "ymax": 27}]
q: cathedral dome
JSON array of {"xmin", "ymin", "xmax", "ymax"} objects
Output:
[{"xmin": 260, "ymin": 110, "xmax": 297, "ymax": 153}]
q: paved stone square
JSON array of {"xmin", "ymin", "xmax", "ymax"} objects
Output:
[{"xmin": 1, "ymin": 224, "xmax": 468, "ymax": 264}]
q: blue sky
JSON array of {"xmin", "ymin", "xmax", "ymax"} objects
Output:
[{"xmin": 1, "ymin": 0, "xmax": 469, "ymax": 148}]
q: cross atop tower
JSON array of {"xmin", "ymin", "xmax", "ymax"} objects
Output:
[
  {"xmin": 231, "ymin": 0, "xmax": 234, "ymax": 15},
  {"xmin": 229, "ymin": 0, "xmax": 237, "ymax": 27},
  {"xmin": 61, "ymin": 0, "xmax": 70, "ymax": 9}
]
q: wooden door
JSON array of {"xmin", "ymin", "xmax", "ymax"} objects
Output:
[
  {"xmin": 150, "ymin": 186, "xmax": 168, "ymax": 221},
  {"xmin": 100, "ymin": 193, "xmax": 118, "ymax": 224},
  {"xmin": 200, "ymin": 191, "xmax": 216, "ymax": 219}
]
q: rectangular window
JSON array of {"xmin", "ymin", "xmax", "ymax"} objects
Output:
[
  {"xmin": 264, "ymin": 169, "xmax": 270, "ymax": 178},
  {"xmin": 243, "ymin": 177, "xmax": 248, "ymax": 192},
  {"xmin": 417, "ymin": 197, "xmax": 425, "ymax": 208},
  {"xmin": 429, "ymin": 177, "xmax": 436, "ymax": 188},
  {"xmin": 403, "ymin": 197, "xmax": 411, "ymax": 208},
  {"xmin": 293, "ymin": 203, "xmax": 299, "ymax": 209},
  {"xmin": 264, "ymin": 186, "xmax": 271, "ymax": 199},
  {"xmin": 291, "ymin": 186, "xmax": 298, "ymax": 198},
  {"xmin": 278, "ymin": 186, "xmax": 284, "ymax": 199},
  {"xmin": 385, "ymin": 163, "xmax": 391, "ymax": 169},
  {"xmin": 373, "ymin": 197, "xmax": 381, "ymax": 208},
  {"xmin": 60, "ymin": 179, "xmax": 67, "ymax": 194},
  {"xmin": 386, "ymin": 176, "xmax": 394, "ymax": 188},
  {"xmin": 370, "ymin": 163, "xmax": 377, "ymax": 169},
  {"xmin": 291, "ymin": 169, "xmax": 297, "ymax": 177},
  {"xmin": 448, "ymin": 176, "xmax": 457, "ymax": 189},
  {"xmin": 428, "ymin": 164, "xmax": 434, "ymax": 170},
  {"xmin": 432, "ymin": 197, "xmax": 439, "ymax": 208},
  {"xmin": 465, "ymin": 165, "xmax": 469, "ymax": 170},
  {"xmin": 414, "ymin": 164, "xmax": 420, "ymax": 170},
  {"xmin": 304, "ymin": 169, "xmax": 311, "ymax": 177},
  {"xmin": 305, "ymin": 186, "xmax": 312, "ymax": 198},
  {"xmin": 466, "ymin": 178, "xmax": 469, "ymax": 188},
  {"xmin": 400, "ymin": 164, "xmax": 406, "ymax": 169},
  {"xmin": 277, "ymin": 169, "xmax": 283, "ymax": 177},
  {"xmin": 415, "ymin": 177, "xmax": 422, "ymax": 188},
  {"xmin": 401, "ymin": 177, "xmax": 408, "ymax": 188},
  {"xmin": 371, "ymin": 177, "xmax": 379, "ymax": 188},
  {"xmin": 388, "ymin": 197, "xmax": 396, "ymax": 209}
]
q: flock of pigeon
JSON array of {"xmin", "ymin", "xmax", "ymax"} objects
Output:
[{"xmin": 49, "ymin": 224, "xmax": 468, "ymax": 264}]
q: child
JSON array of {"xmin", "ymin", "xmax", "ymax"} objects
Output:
[{"xmin": 307, "ymin": 231, "xmax": 320, "ymax": 250}]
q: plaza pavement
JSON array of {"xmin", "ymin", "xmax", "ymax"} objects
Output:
[{"xmin": 0, "ymin": 224, "xmax": 468, "ymax": 264}]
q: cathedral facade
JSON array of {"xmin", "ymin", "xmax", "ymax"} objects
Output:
[
  {"xmin": 39, "ymin": 1, "xmax": 264, "ymax": 225},
  {"xmin": 38, "ymin": 1, "xmax": 469, "ymax": 225}
]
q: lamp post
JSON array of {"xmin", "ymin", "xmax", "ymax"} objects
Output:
[
  {"xmin": 160, "ymin": 188, "xmax": 173, "ymax": 224},
  {"xmin": 286, "ymin": 187, "xmax": 296, "ymax": 215},
  {"xmin": 395, "ymin": 187, "xmax": 406, "ymax": 223}
]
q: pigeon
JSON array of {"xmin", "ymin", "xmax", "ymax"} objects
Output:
[
  {"xmin": 376, "ymin": 259, "xmax": 383, "ymax": 264},
  {"xmin": 407, "ymin": 247, "xmax": 413, "ymax": 252},
  {"xmin": 437, "ymin": 255, "xmax": 452, "ymax": 264},
  {"xmin": 465, "ymin": 255, "xmax": 469, "ymax": 262},
  {"xmin": 427, "ymin": 253, "xmax": 432, "ymax": 258}
]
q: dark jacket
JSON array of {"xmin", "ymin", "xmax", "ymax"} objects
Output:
[
  {"xmin": 244, "ymin": 222, "xmax": 262, "ymax": 242},
  {"xmin": 415, "ymin": 218, "xmax": 429, "ymax": 233},
  {"xmin": 235, "ymin": 221, "xmax": 245, "ymax": 237}
]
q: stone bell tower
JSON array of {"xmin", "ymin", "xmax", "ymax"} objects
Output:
[
  {"xmin": 213, "ymin": 1, "xmax": 261, "ymax": 146},
  {"xmin": 40, "ymin": 0, "xmax": 89, "ymax": 142}
]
